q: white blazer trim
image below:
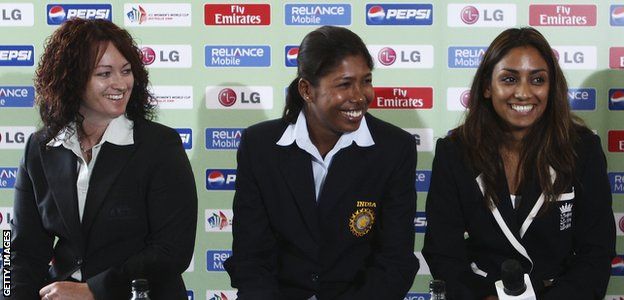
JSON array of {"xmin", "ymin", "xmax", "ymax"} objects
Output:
[
  {"xmin": 470, "ymin": 262, "xmax": 488, "ymax": 278},
  {"xmin": 476, "ymin": 174, "xmax": 534, "ymax": 272}
]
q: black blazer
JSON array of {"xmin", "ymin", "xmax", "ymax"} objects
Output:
[
  {"xmin": 422, "ymin": 130, "xmax": 615, "ymax": 300},
  {"xmin": 224, "ymin": 114, "xmax": 419, "ymax": 300},
  {"xmin": 5, "ymin": 119, "xmax": 197, "ymax": 300}
]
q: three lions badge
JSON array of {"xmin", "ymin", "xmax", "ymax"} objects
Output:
[{"xmin": 349, "ymin": 201, "xmax": 376, "ymax": 237}]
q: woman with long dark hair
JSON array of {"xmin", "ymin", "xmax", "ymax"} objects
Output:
[
  {"xmin": 423, "ymin": 27, "xmax": 615, "ymax": 299},
  {"xmin": 225, "ymin": 26, "xmax": 419, "ymax": 299},
  {"xmin": 6, "ymin": 19, "xmax": 197, "ymax": 300}
]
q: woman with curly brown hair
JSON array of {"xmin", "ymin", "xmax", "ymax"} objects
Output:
[
  {"xmin": 423, "ymin": 27, "xmax": 615, "ymax": 299},
  {"xmin": 4, "ymin": 19, "xmax": 197, "ymax": 300}
]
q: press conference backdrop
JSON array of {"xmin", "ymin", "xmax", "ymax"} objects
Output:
[{"xmin": 0, "ymin": 0, "xmax": 623, "ymax": 299}]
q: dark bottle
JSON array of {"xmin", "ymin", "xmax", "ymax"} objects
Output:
[
  {"xmin": 429, "ymin": 279, "xmax": 446, "ymax": 300},
  {"xmin": 130, "ymin": 279, "xmax": 151, "ymax": 300}
]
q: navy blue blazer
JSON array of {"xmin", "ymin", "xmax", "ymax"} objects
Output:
[
  {"xmin": 5, "ymin": 119, "xmax": 197, "ymax": 300},
  {"xmin": 423, "ymin": 129, "xmax": 615, "ymax": 300},
  {"xmin": 224, "ymin": 114, "xmax": 419, "ymax": 300}
]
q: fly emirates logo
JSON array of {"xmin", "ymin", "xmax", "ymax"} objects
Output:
[{"xmin": 204, "ymin": 4, "xmax": 270, "ymax": 26}]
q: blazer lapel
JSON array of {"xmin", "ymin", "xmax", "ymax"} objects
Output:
[
  {"xmin": 40, "ymin": 146, "xmax": 84, "ymax": 248},
  {"xmin": 81, "ymin": 142, "xmax": 136, "ymax": 236},
  {"xmin": 317, "ymin": 145, "xmax": 369, "ymax": 217},
  {"xmin": 278, "ymin": 144, "xmax": 320, "ymax": 242}
]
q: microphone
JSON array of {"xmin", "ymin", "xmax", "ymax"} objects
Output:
[{"xmin": 495, "ymin": 259, "xmax": 536, "ymax": 300}]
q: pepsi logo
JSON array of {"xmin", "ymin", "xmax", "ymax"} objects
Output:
[
  {"xmin": 460, "ymin": 90, "xmax": 470, "ymax": 108},
  {"xmin": 378, "ymin": 47, "xmax": 397, "ymax": 66},
  {"xmin": 218, "ymin": 88, "xmax": 237, "ymax": 107},
  {"xmin": 461, "ymin": 6, "xmax": 479, "ymax": 24},
  {"xmin": 609, "ymin": 89, "xmax": 624, "ymax": 110},
  {"xmin": 140, "ymin": 47, "xmax": 155, "ymax": 65},
  {"xmin": 612, "ymin": 90, "xmax": 624, "ymax": 103},
  {"xmin": 613, "ymin": 6, "xmax": 624, "ymax": 25},
  {"xmin": 48, "ymin": 5, "xmax": 66, "ymax": 23},
  {"xmin": 613, "ymin": 255, "xmax": 624, "ymax": 275},
  {"xmin": 207, "ymin": 171, "xmax": 225, "ymax": 187},
  {"xmin": 286, "ymin": 47, "xmax": 298, "ymax": 65},
  {"xmin": 367, "ymin": 6, "xmax": 385, "ymax": 23}
]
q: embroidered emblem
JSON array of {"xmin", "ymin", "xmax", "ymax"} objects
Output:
[
  {"xmin": 349, "ymin": 208, "xmax": 375, "ymax": 237},
  {"xmin": 559, "ymin": 203, "xmax": 573, "ymax": 231}
]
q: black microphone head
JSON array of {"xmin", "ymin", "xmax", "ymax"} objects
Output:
[
  {"xmin": 501, "ymin": 259, "xmax": 527, "ymax": 296},
  {"xmin": 429, "ymin": 279, "xmax": 445, "ymax": 294}
]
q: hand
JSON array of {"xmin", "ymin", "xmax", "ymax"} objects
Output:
[{"xmin": 39, "ymin": 281, "xmax": 95, "ymax": 300}]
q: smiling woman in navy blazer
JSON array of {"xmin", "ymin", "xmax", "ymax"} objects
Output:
[
  {"xmin": 5, "ymin": 19, "xmax": 197, "ymax": 300},
  {"xmin": 422, "ymin": 27, "xmax": 615, "ymax": 300},
  {"xmin": 224, "ymin": 26, "xmax": 419, "ymax": 299}
]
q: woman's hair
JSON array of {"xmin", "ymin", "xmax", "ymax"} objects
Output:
[
  {"xmin": 35, "ymin": 18, "xmax": 154, "ymax": 144},
  {"xmin": 452, "ymin": 27, "xmax": 586, "ymax": 207},
  {"xmin": 282, "ymin": 25, "xmax": 373, "ymax": 123}
]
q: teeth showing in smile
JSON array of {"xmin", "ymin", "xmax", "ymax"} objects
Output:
[
  {"xmin": 343, "ymin": 110, "xmax": 362, "ymax": 118},
  {"xmin": 106, "ymin": 94, "xmax": 124, "ymax": 101},
  {"xmin": 511, "ymin": 104, "xmax": 533, "ymax": 113}
]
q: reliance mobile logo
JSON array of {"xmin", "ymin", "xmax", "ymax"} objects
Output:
[
  {"xmin": 610, "ymin": 47, "xmax": 624, "ymax": 69},
  {"xmin": 448, "ymin": 4, "xmax": 516, "ymax": 27},
  {"xmin": 447, "ymin": 88, "xmax": 471, "ymax": 111},
  {"xmin": 613, "ymin": 255, "xmax": 624, "ymax": 276},
  {"xmin": 609, "ymin": 89, "xmax": 624, "ymax": 111},
  {"xmin": 568, "ymin": 88, "xmax": 596, "ymax": 111},
  {"xmin": 206, "ymin": 250, "xmax": 232, "ymax": 271},
  {"xmin": 0, "ymin": 86, "xmax": 34, "ymax": 107},
  {"xmin": 175, "ymin": 128, "xmax": 192, "ymax": 150},
  {"xmin": 285, "ymin": 46, "xmax": 299, "ymax": 67},
  {"xmin": 206, "ymin": 86, "xmax": 273, "ymax": 110},
  {"xmin": 47, "ymin": 4, "xmax": 112, "ymax": 25},
  {"xmin": 365, "ymin": 4, "xmax": 433, "ymax": 26},
  {"xmin": 0, "ymin": 167, "xmax": 17, "ymax": 189},
  {"xmin": 529, "ymin": 5, "xmax": 596, "ymax": 26},
  {"xmin": 609, "ymin": 173, "xmax": 624, "ymax": 194},
  {"xmin": 414, "ymin": 211, "xmax": 426, "ymax": 233},
  {"xmin": 205, "ymin": 45, "xmax": 271, "ymax": 67},
  {"xmin": 0, "ymin": 126, "xmax": 35, "ymax": 149},
  {"xmin": 206, "ymin": 169, "xmax": 236, "ymax": 190},
  {"xmin": 0, "ymin": 45, "xmax": 34, "ymax": 66},
  {"xmin": 205, "ymin": 209, "xmax": 234, "ymax": 232},
  {"xmin": 404, "ymin": 293, "xmax": 431, "ymax": 300},
  {"xmin": 612, "ymin": 5, "xmax": 624, "ymax": 26},
  {"xmin": 448, "ymin": 46, "xmax": 487, "ymax": 68},
  {"xmin": 371, "ymin": 87, "xmax": 433, "ymax": 109},
  {"xmin": 415, "ymin": 170, "xmax": 431, "ymax": 192},
  {"xmin": 0, "ymin": 3, "xmax": 34, "ymax": 26},
  {"xmin": 368, "ymin": 45, "xmax": 434, "ymax": 69},
  {"xmin": 285, "ymin": 4, "xmax": 351, "ymax": 26},
  {"xmin": 206, "ymin": 128, "xmax": 242, "ymax": 150},
  {"xmin": 609, "ymin": 130, "xmax": 624, "ymax": 153},
  {"xmin": 403, "ymin": 129, "xmax": 434, "ymax": 152},
  {"xmin": 204, "ymin": 4, "xmax": 270, "ymax": 26},
  {"xmin": 187, "ymin": 290, "xmax": 194, "ymax": 300}
]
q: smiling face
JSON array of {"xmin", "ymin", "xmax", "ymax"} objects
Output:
[
  {"xmin": 485, "ymin": 46, "xmax": 549, "ymax": 140},
  {"xmin": 300, "ymin": 55, "xmax": 374, "ymax": 142},
  {"xmin": 80, "ymin": 42, "xmax": 134, "ymax": 125}
]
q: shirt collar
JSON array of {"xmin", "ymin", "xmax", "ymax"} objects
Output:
[
  {"xmin": 46, "ymin": 114, "xmax": 134, "ymax": 148},
  {"xmin": 276, "ymin": 110, "xmax": 374, "ymax": 148}
]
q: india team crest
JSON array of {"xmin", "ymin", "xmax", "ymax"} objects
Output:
[{"xmin": 349, "ymin": 206, "xmax": 376, "ymax": 237}]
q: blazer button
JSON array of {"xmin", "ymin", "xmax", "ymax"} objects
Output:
[{"xmin": 311, "ymin": 273, "xmax": 319, "ymax": 282}]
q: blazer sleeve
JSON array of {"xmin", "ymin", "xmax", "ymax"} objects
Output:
[
  {"xmin": 224, "ymin": 129, "xmax": 279, "ymax": 300},
  {"xmin": 3, "ymin": 134, "xmax": 54, "ymax": 300},
  {"xmin": 541, "ymin": 134, "xmax": 615, "ymax": 300},
  {"xmin": 422, "ymin": 138, "xmax": 495, "ymax": 299},
  {"xmin": 336, "ymin": 134, "xmax": 419, "ymax": 299},
  {"xmin": 86, "ymin": 128, "xmax": 198, "ymax": 299}
]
